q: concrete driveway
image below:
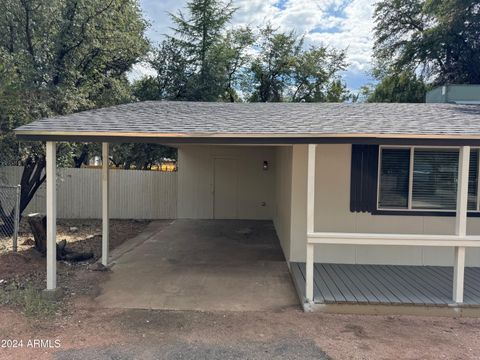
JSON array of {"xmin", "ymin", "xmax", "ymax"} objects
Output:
[{"xmin": 96, "ymin": 220, "xmax": 298, "ymax": 311}]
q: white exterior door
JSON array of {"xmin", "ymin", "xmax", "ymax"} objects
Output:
[{"xmin": 214, "ymin": 158, "xmax": 238, "ymax": 219}]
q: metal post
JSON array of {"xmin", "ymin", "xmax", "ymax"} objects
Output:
[{"xmin": 12, "ymin": 185, "xmax": 21, "ymax": 252}]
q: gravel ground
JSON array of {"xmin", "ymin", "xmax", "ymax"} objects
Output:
[
  {"xmin": 1, "ymin": 306, "xmax": 480, "ymax": 360},
  {"xmin": 0, "ymin": 218, "xmax": 150, "ymax": 256},
  {"xmin": 54, "ymin": 338, "xmax": 329, "ymax": 360}
]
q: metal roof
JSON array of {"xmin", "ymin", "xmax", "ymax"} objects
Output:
[{"xmin": 14, "ymin": 101, "xmax": 480, "ymax": 144}]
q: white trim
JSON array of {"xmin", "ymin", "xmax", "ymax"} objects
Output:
[
  {"xmin": 376, "ymin": 207, "xmax": 463, "ymax": 213},
  {"xmin": 408, "ymin": 147, "xmax": 414, "ymax": 209},
  {"xmin": 379, "ymin": 145, "xmax": 474, "ymax": 149},
  {"xmin": 46, "ymin": 142, "xmax": 57, "ymax": 290},
  {"xmin": 455, "ymin": 146, "xmax": 470, "ymax": 236},
  {"xmin": 307, "ymin": 232, "xmax": 480, "ymax": 247}
]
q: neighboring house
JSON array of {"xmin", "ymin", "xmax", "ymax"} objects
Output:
[
  {"xmin": 427, "ymin": 84, "xmax": 480, "ymax": 104},
  {"xmin": 14, "ymin": 101, "xmax": 480, "ymax": 312}
]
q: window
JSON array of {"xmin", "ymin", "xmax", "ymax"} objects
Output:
[
  {"xmin": 377, "ymin": 147, "xmax": 480, "ymax": 212},
  {"xmin": 378, "ymin": 148, "xmax": 410, "ymax": 209},
  {"xmin": 411, "ymin": 149, "xmax": 458, "ymax": 210}
]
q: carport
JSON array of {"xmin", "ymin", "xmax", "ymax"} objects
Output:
[
  {"xmin": 96, "ymin": 219, "xmax": 297, "ymax": 311},
  {"xmin": 14, "ymin": 101, "xmax": 306, "ymax": 310}
]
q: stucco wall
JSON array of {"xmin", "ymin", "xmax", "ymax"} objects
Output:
[
  {"xmin": 177, "ymin": 145, "xmax": 275, "ymax": 219},
  {"xmin": 289, "ymin": 144, "xmax": 480, "ymax": 266},
  {"xmin": 273, "ymin": 146, "xmax": 293, "ymax": 261},
  {"xmin": 177, "ymin": 143, "xmax": 480, "ymax": 266}
]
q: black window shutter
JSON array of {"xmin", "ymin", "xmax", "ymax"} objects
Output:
[{"xmin": 350, "ymin": 144, "xmax": 379, "ymax": 213}]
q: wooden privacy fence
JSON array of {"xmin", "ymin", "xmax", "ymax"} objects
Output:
[{"xmin": 0, "ymin": 167, "xmax": 177, "ymax": 219}]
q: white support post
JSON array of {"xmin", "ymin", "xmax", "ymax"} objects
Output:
[
  {"xmin": 307, "ymin": 144, "xmax": 316, "ymax": 234},
  {"xmin": 102, "ymin": 143, "xmax": 109, "ymax": 267},
  {"xmin": 453, "ymin": 146, "xmax": 470, "ymax": 303},
  {"xmin": 453, "ymin": 246, "xmax": 466, "ymax": 303},
  {"xmin": 305, "ymin": 144, "xmax": 316, "ymax": 302},
  {"xmin": 306, "ymin": 243, "xmax": 314, "ymax": 302},
  {"xmin": 46, "ymin": 142, "xmax": 57, "ymax": 290}
]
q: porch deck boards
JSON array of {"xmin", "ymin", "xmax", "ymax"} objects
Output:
[{"xmin": 291, "ymin": 262, "xmax": 480, "ymax": 306}]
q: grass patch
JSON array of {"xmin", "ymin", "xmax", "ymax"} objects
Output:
[{"xmin": 0, "ymin": 280, "xmax": 60, "ymax": 318}]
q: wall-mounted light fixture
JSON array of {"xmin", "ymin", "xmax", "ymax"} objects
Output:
[{"xmin": 263, "ymin": 161, "xmax": 269, "ymax": 170}]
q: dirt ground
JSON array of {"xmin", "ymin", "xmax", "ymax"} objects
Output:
[{"xmin": 0, "ymin": 220, "xmax": 480, "ymax": 359}]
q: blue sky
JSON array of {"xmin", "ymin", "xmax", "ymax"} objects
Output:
[{"xmin": 134, "ymin": 0, "xmax": 376, "ymax": 91}]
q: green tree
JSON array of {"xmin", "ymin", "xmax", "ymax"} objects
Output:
[
  {"xmin": 169, "ymin": 0, "xmax": 236, "ymax": 100},
  {"xmin": 134, "ymin": 0, "xmax": 253, "ymax": 102},
  {"xmin": 365, "ymin": 70, "xmax": 427, "ymax": 102},
  {"xmin": 248, "ymin": 26, "xmax": 300, "ymax": 102},
  {"xmin": 291, "ymin": 47, "xmax": 348, "ymax": 102},
  {"xmin": 373, "ymin": 0, "xmax": 480, "ymax": 85},
  {"xmin": 133, "ymin": 38, "xmax": 191, "ymax": 100},
  {"xmin": 248, "ymin": 26, "xmax": 349, "ymax": 102},
  {"xmin": 211, "ymin": 27, "xmax": 254, "ymax": 102},
  {"xmin": 0, "ymin": 0, "xmax": 149, "ymax": 227},
  {"xmin": 109, "ymin": 144, "xmax": 176, "ymax": 170}
]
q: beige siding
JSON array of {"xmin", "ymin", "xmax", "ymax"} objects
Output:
[
  {"xmin": 0, "ymin": 166, "xmax": 177, "ymax": 219},
  {"xmin": 288, "ymin": 144, "xmax": 480, "ymax": 266},
  {"xmin": 273, "ymin": 146, "xmax": 293, "ymax": 260},
  {"xmin": 289, "ymin": 145, "xmax": 308, "ymax": 262},
  {"xmin": 177, "ymin": 145, "xmax": 275, "ymax": 219}
]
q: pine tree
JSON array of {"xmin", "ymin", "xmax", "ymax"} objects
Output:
[{"xmin": 169, "ymin": 0, "xmax": 236, "ymax": 100}]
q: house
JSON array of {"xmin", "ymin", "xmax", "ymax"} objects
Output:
[
  {"xmin": 14, "ymin": 101, "xmax": 480, "ymax": 313},
  {"xmin": 427, "ymin": 84, "xmax": 480, "ymax": 104}
]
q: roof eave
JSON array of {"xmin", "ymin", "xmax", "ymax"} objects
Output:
[{"xmin": 14, "ymin": 130, "xmax": 480, "ymax": 146}]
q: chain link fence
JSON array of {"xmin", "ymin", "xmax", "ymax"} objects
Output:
[{"xmin": 0, "ymin": 185, "xmax": 21, "ymax": 252}]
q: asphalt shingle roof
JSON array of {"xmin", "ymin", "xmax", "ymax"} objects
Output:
[{"xmin": 14, "ymin": 101, "xmax": 480, "ymax": 142}]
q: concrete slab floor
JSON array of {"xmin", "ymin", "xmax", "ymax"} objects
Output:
[{"xmin": 96, "ymin": 220, "xmax": 299, "ymax": 311}]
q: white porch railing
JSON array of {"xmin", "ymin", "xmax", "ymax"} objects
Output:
[
  {"xmin": 305, "ymin": 233, "xmax": 480, "ymax": 304},
  {"xmin": 305, "ymin": 144, "xmax": 474, "ymax": 305}
]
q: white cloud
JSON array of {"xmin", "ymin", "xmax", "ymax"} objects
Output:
[
  {"xmin": 137, "ymin": 0, "xmax": 376, "ymax": 89},
  {"xmin": 231, "ymin": 0, "xmax": 280, "ymax": 28},
  {"xmin": 232, "ymin": 0, "xmax": 375, "ymax": 89},
  {"xmin": 128, "ymin": 62, "xmax": 156, "ymax": 82}
]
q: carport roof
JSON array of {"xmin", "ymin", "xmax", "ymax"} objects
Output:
[{"xmin": 14, "ymin": 101, "xmax": 480, "ymax": 145}]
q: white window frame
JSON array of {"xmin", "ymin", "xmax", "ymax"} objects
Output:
[{"xmin": 377, "ymin": 145, "xmax": 480, "ymax": 213}]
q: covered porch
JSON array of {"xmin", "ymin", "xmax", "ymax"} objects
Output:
[
  {"xmin": 292, "ymin": 262, "xmax": 480, "ymax": 306},
  {"xmin": 303, "ymin": 144, "xmax": 480, "ymax": 310}
]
